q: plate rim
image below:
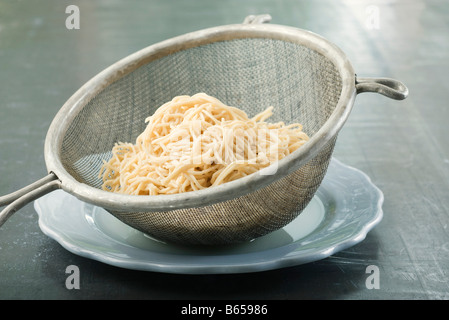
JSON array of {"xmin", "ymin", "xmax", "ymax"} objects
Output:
[{"xmin": 35, "ymin": 158, "xmax": 383, "ymax": 274}]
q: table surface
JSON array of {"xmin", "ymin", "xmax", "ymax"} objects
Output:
[{"xmin": 1, "ymin": 0, "xmax": 448, "ymax": 300}]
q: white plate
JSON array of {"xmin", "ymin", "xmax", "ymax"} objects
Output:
[{"xmin": 35, "ymin": 158, "xmax": 383, "ymax": 274}]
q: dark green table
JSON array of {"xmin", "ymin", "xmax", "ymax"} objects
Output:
[{"xmin": 1, "ymin": 0, "xmax": 448, "ymax": 300}]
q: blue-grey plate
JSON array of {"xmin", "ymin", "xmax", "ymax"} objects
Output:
[{"xmin": 35, "ymin": 158, "xmax": 383, "ymax": 274}]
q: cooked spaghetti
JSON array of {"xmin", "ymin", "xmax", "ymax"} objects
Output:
[{"xmin": 98, "ymin": 93, "xmax": 309, "ymax": 195}]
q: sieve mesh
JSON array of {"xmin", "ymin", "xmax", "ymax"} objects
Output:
[
  {"xmin": 59, "ymin": 37, "xmax": 342, "ymax": 245},
  {"xmin": 111, "ymin": 139, "xmax": 336, "ymax": 245}
]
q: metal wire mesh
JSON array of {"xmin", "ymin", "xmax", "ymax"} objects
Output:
[{"xmin": 59, "ymin": 38, "xmax": 342, "ymax": 245}]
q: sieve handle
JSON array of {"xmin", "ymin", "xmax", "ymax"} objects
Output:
[
  {"xmin": 243, "ymin": 14, "xmax": 272, "ymax": 24},
  {"xmin": 355, "ymin": 76, "xmax": 408, "ymax": 100},
  {"xmin": 0, "ymin": 173, "xmax": 61, "ymax": 228}
]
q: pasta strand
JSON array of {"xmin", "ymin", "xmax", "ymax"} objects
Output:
[{"xmin": 98, "ymin": 93, "xmax": 309, "ymax": 195}]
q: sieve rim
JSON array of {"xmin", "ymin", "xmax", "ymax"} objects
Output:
[{"xmin": 44, "ymin": 22, "xmax": 356, "ymax": 212}]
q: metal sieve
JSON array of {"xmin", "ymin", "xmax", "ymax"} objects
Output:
[{"xmin": 0, "ymin": 15, "xmax": 408, "ymax": 245}]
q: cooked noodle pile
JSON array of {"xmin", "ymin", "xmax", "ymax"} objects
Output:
[{"xmin": 99, "ymin": 93, "xmax": 309, "ymax": 195}]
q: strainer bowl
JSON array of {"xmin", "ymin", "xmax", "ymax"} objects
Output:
[{"xmin": 0, "ymin": 15, "xmax": 408, "ymax": 245}]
